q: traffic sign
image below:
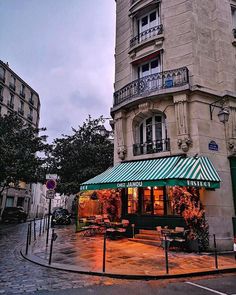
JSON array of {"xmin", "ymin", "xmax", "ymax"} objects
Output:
[
  {"xmin": 46, "ymin": 189, "xmax": 55, "ymax": 199},
  {"xmin": 46, "ymin": 179, "xmax": 57, "ymax": 190},
  {"xmin": 46, "ymin": 174, "xmax": 58, "ymax": 180}
]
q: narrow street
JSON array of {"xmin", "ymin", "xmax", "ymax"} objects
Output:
[{"xmin": 0, "ymin": 222, "xmax": 235, "ymax": 294}]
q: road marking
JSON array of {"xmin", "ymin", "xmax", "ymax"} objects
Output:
[{"xmin": 186, "ymin": 282, "xmax": 228, "ymax": 295}]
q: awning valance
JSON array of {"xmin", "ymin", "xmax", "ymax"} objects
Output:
[{"xmin": 80, "ymin": 156, "xmax": 221, "ymax": 191}]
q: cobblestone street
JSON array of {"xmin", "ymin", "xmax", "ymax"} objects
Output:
[{"xmin": 0, "ymin": 222, "xmax": 128, "ymax": 294}]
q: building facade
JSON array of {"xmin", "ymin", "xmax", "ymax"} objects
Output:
[
  {"xmin": 109, "ymin": 0, "xmax": 236, "ymax": 250},
  {"xmin": 0, "ymin": 60, "xmax": 41, "ymax": 216}
]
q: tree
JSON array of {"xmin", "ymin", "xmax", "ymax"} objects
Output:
[
  {"xmin": 50, "ymin": 116, "xmax": 114, "ymax": 195},
  {"xmin": 0, "ymin": 113, "xmax": 50, "ymax": 195}
]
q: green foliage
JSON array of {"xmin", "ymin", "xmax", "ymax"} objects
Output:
[
  {"xmin": 0, "ymin": 113, "xmax": 50, "ymax": 193},
  {"xmin": 50, "ymin": 116, "xmax": 114, "ymax": 195}
]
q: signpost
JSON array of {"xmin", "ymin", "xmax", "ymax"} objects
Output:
[{"xmin": 46, "ymin": 179, "xmax": 57, "ymax": 246}]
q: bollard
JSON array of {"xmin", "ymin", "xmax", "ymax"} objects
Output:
[
  {"xmin": 213, "ymin": 234, "xmax": 218, "ymax": 269},
  {"xmin": 48, "ymin": 229, "xmax": 57, "ymax": 265},
  {"xmin": 164, "ymin": 235, "xmax": 169, "ymax": 274},
  {"xmin": 39, "ymin": 218, "xmax": 42, "ymax": 236},
  {"xmin": 33, "ymin": 218, "xmax": 36, "ymax": 241},
  {"xmin": 25, "ymin": 223, "xmax": 30, "ymax": 255},
  {"xmin": 132, "ymin": 224, "xmax": 135, "ymax": 239},
  {"xmin": 43, "ymin": 216, "xmax": 46, "ymax": 233},
  {"xmin": 102, "ymin": 232, "xmax": 107, "ymax": 272},
  {"xmin": 29, "ymin": 221, "xmax": 32, "ymax": 245}
]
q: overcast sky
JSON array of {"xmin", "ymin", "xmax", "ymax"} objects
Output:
[{"xmin": 0, "ymin": 0, "xmax": 116, "ymax": 141}]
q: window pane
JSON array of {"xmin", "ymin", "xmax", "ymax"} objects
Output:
[
  {"xmin": 151, "ymin": 59, "xmax": 158, "ymax": 69},
  {"xmin": 143, "ymin": 188, "xmax": 152, "ymax": 214},
  {"xmin": 0, "ymin": 67, "xmax": 5, "ymax": 78},
  {"xmin": 128, "ymin": 188, "xmax": 139, "ymax": 214},
  {"xmin": 146, "ymin": 118, "xmax": 153, "ymax": 142},
  {"xmin": 150, "ymin": 11, "xmax": 156, "ymax": 22},
  {"xmin": 141, "ymin": 16, "xmax": 148, "ymax": 27},
  {"xmin": 142, "ymin": 63, "xmax": 149, "ymax": 73},
  {"xmin": 153, "ymin": 188, "xmax": 164, "ymax": 215}
]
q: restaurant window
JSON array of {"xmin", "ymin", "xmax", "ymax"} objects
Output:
[
  {"xmin": 128, "ymin": 187, "xmax": 139, "ymax": 214},
  {"xmin": 143, "ymin": 188, "xmax": 152, "ymax": 214},
  {"xmin": 153, "ymin": 187, "xmax": 164, "ymax": 215}
]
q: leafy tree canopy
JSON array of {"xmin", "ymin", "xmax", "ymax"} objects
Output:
[
  {"xmin": 49, "ymin": 116, "xmax": 114, "ymax": 195},
  {"xmin": 0, "ymin": 113, "xmax": 50, "ymax": 195}
]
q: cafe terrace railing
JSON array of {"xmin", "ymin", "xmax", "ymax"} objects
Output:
[
  {"xmin": 130, "ymin": 24, "xmax": 163, "ymax": 48},
  {"xmin": 133, "ymin": 138, "xmax": 170, "ymax": 156},
  {"xmin": 113, "ymin": 67, "xmax": 189, "ymax": 107}
]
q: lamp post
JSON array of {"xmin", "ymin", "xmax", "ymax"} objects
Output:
[{"xmin": 209, "ymin": 98, "xmax": 230, "ymax": 123}]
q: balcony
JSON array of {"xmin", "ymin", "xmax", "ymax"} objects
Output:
[
  {"xmin": 133, "ymin": 138, "xmax": 170, "ymax": 156},
  {"xmin": 113, "ymin": 67, "xmax": 189, "ymax": 107},
  {"xmin": 130, "ymin": 24, "xmax": 163, "ymax": 48},
  {"xmin": 9, "ymin": 83, "xmax": 16, "ymax": 91},
  {"xmin": 7, "ymin": 101, "xmax": 14, "ymax": 109}
]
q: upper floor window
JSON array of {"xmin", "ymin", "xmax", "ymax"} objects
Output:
[
  {"xmin": 10, "ymin": 93, "xmax": 14, "ymax": 104},
  {"xmin": 130, "ymin": 5, "xmax": 162, "ymax": 48},
  {"xmin": 138, "ymin": 57, "xmax": 161, "ymax": 78},
  {"xmin": 29, "ymin": 92, "xmax": 34, "ymax": 105},
  {"xmin": 138, "ymin": 9, "xmax": 160, "ymax": 36},
  {"xmin": 20, "ymin": 100, "xmax": 24, "ymax": 110},
  {"xmin": 20, "ymin": 84, "xmax": 25, "ymax": 97},
  {"xmin": 0, "ymin": 67, "xmax": 5, "ymax": 82},
  {"xmin": 9, "ymin": 75, "xmax": 16, "ymax": 90},
  {"xmin": 133, "ymin": 113, "xmax": 169, "ymax": 155}
]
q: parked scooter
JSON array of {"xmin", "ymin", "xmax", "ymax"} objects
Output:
[{"xmin": 51, "ymin": 208, "xmax": 71, "ymax": 226}]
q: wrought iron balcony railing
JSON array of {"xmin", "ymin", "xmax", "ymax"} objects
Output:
[
  {"xmin": 133, "ymin": 138, "xmax": 170, "ymax": 156},
  {"xmin": 130, "ymin": 24, "xmax": 163, "ymax": 48},
  {"xmin": 113, "ymin": 67, "xmax": 189, "ymax": 107}
]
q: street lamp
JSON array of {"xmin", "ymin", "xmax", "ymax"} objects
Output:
[
  {"xmin": 209, "ymin": 98, "xmax": 230, "ymax": 123},
  {"xmin": 217, "ymin": 108, "xmax": 230, "ymax": 124}
]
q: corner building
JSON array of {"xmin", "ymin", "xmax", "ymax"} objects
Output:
[{"xmin": 82, "ymin": 0, "xmax": 236, "ymax": 250}]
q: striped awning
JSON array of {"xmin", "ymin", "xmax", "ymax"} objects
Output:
[
  {"xmin": 80, "ymin": 156, "xmax": 221, "ymax": 191},
  {"xmin": 80, "ymin": 156, "xmax": 181, "ymax": 190},
  {"xmin": 166, "ymin": 156, "xmax": 221, "ymax": 188}
]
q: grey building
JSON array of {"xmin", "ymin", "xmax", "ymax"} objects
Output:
[{"xmin": 0, "ymin": 60, "xmax": 40, "ymax": 215}]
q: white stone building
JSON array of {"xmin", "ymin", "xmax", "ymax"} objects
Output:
[{"xmin": 81, "ymin": 0, "xmax": 236, "ymax": 250}]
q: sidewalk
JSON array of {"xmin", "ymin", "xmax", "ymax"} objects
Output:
[{"xmin": 21, "ymin": 224, "xmax": 236, "ymax": 280}]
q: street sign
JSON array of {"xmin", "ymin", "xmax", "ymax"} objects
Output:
[
  {"xmin": 46, "ymin": 179, "xmax": 57, "ymax": 190},
  {"xmin": 46, "ymin": 189, "xmax": 55, "ymax": 199}
]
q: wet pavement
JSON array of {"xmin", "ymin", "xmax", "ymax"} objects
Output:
[{"xmin": 29, "ymin": 223, "xmax": 236, "ymax": 277}]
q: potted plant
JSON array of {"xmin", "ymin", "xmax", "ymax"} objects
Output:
[{"xmin": 172, "ymin": 186, "xmax": 209, "ymax": 252}]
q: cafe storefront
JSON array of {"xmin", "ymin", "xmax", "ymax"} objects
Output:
[{"xmin": 80, "ymin": 155, "xmax": 221, "ymax": 230}]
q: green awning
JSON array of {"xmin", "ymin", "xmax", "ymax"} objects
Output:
[
  {"xmin": 166, "ymin": 156, "xmax": 221, "ymax": 189},
  {"xmin": 80, "ymin": 156, "xmax": 181, "ymax": 190},
  {"xmin": 80, "ymin": 156, "xmax": 221, "ymax": 191}
]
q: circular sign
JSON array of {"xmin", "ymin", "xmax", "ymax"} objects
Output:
[{"xmin": 46, "ymin": 179, "xmax": 56, "ymax": 190}]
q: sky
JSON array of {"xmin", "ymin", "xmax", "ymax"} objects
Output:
[{"xmin": 0, "ymin": 0, "xmax": 116, "ymax": 141}]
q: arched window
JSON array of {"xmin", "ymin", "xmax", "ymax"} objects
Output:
[{"xmin": 134, "ymin": 114, "xmax": 169, "ymax": 155}]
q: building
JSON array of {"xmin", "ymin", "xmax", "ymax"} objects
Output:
[
  {"xmin": 81, "ymin": 0, "xmax": 236, "ymax": 250},
  {"xmin": 0, "ymin": 60, "xmax": 41, "ymax": 216}
]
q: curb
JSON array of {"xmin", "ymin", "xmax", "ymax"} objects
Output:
[{"xmin": 20, "ymin": 249, "xmax": 236, "ymax": 281}]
